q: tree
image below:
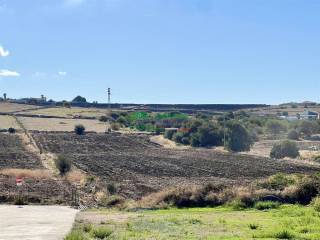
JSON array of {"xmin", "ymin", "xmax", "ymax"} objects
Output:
[
  {"xmin": 226, "ymin": 122, "xmax": 253, "ymax": 152},
  {"xmin": 196, "ymin": 124, "xmax": 223, "ymax": 147},
  {"xmin": 74, "ymin": 124, "xmax": 85, "ymax": 135},
  {"xmin": 72, "ymin": 95, "xmax": 87, "ymax": 103},
  {"xmin": 270, "ymin": 140, "xmax": 300, "ymax": 159}
]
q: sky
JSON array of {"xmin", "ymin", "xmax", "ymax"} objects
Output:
[{"xmin": 0, "ymin": 0, "xmax": 320, "ymax": 104}]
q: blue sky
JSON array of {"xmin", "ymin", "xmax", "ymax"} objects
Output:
[{"xmin": 0, "ymin": 0, "xmax": 320, "ymax": 104}]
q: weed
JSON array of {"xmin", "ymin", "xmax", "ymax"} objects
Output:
[
  {"xmin": 254, "ymin": 201, "xmax": 280, "ymax": 210},
  {"xmin": 64, "ymin": 230, "xmax": 87, "ymax": 240},
  {"xmin": 92, "ymin": 227, "xmax": 113, "ymax": 239},
  {"xmin": 248, "ymin": 223, "xmax": 259, "ymax": 230},
  {"xmin": 189, "ymin": 218, "xmax": 202, "ymax": 224},
  {"xmin": 82, "ymin": 224, "xmax": 93, "ymax": 233},
  {"xmin": 273, "ymin": 229, "xmax": 295, "ymax": 239}
]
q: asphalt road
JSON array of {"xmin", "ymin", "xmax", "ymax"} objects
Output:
[{"xmin": 0, "ymin": 205, "xmax": 78, "ymax": 240}]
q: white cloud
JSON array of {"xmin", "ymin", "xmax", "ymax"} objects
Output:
[
  {"xmin": 58, "ymin": 71, "xmax": 67, "ymax": 76},
  {"xmin": 0, "ymin": 69, "xmax": 20, "ymax": 77},
  {"xmin": 0, "ymin": 46, "xmax": 9, "ymax": 57}
]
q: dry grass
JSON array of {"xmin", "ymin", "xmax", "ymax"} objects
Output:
[
  {"xmin": 22, "ymin": 107, "xmax": 111, "ymax": 118},
  {"xmin": 18, "ymin": 116, "xmax": 109, "ymax": 132},
  {"xmin": 300, "ymin": 150, "xmax": 320, "ymax": 160},
  {"xmin": 65, "ymin": 170, "xmax": 87, "ymax": 185},
  {"xmin": 0, "ymin": 102, "xmax": 41, "ymax": 113},
  {"xmin": 0, "ymin": 115, "xmax": 20, "ymax": 129},
  {"xmin": 0, "ymin": 168, "xmax": 51, "ymax": 179}
]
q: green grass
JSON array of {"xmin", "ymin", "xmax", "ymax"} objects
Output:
[{"xmin": 70, "ymin": 205, "xmax": 320, "ymax": 240}]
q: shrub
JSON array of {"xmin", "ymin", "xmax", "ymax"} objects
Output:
[
  {"xmin": 14, "ymin": 195, "xmax": 25, "ymax": 205},
  {"xmin": 74, "ymin": 124, "xmax": 85, "ymax": 135},
  {"xmin": 111, "ymin": 112, "xmax": 120, "ymax": 120},
  {"xmin": 228, "ymin": 199, "xmax": 247, "ymax": 210},
  {"xmin": 248, "ymin": 223, "xmax": 259, "ymax": 230},
  {"xmin": 282, "ymin": 177, "xmax": 319, "ymax": 204},
  {"xmin": 82, "ymin": 224, "xmax": 93, "ymax": 233},
  {"xmin": 226, "ymin": 122, "xmax": 253, "ymax": 152},
  {"xmin": 65, "ymin": 230, "xmax": 87, "ymax": 240},
  {"xmin": 92, "ymin": 227, "xmax": 112, "ymax": 239},
  {"xmin": 258, "ymin": 173, "xmax": 296, "ymax": 191},
  {"xmin": 99, "ymin": 116, "xmax": 109, "ymax": 122},
  {"xmin": 254, "ymin": 201, "xmax": 280, "ymax": 210},
  {"xmin": 287, "ymin": 130, "xmax": 299, "ymax": 140},
  {"xmin": 298, "ymin": 120, "xmax": 319, "ymax": 137},
  {"xmin": 270, "ymin": 140, "xmax": 299, "ymax": 159},
  {"xmin": 8, "ymin": 127, "xmax": 16, "ymax": 134},
  {"xmin": 266, "ymin": 119, "xmax": 287, "ymax": 135},
  {"xmin": 116, "ymin": 116, "xmax": 128, "ymax": 126},
  {"xmin": 107, "ymin": 182, "xmax": 117, "ymax": 194},
  {"xmin": 164, "ymin": 129, "xmax": 177, "ymax": 140},
  {"xmin": 172, "ymin": 132, "xmax": 185, "ymax": 144},
  {"xmin": 273, "ymin": 230, "xmax": 295, "ymax": 239},
  {"xmin": 55, "ymin": 155, "xmax": 71, "ymax": 175},
  {"xmin": 111, "ymin": 122, "xmax": 121, "ymax": 131}
]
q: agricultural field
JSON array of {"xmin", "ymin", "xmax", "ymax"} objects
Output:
[
  {"xmin": 69, "ymin": 205, "xmax": 320, "ymax": 240},
  {"xmin": 0, "ymin": 102, "xmax": 42, "ymax": 113},
  {"xmin": 18, "ymin": 116, "xmax": 108, "ymax": 132},
  {"xmin": 0, "ymin": 115, "xmax": 20, "ymax": 130},
  {"xmin": 250, "ymin": 140, "xmax": 320, "ymax": 158},
  {"xmin": 21, "ymin": 106, "xmax": 111, "ymax": 118},
  {"xmin": 0, "ymin": 133, "xmax": 41, "ymax": 169},
  {"xmin": 32, "ymin": 132, "xmax": 320, "ymax": 199}
]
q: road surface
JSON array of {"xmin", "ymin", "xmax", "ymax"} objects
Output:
[{"xmin": 0, "ymin": 205, "xmax": 78, "ymax": 240}]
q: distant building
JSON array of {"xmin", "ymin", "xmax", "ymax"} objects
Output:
[
  {"xmin": 15, "ymin": 95, "xmax": 47, "ymax": 105},
  {"xmin": 299, "ymin": 110, "xmax": 320, "ymax": 120}
]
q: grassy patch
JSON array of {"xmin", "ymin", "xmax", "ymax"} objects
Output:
[{"xmin": 70, "ymin": 204, "xmax": 320, "ymax": 239}]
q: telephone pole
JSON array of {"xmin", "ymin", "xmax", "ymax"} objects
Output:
[{"xmin": 107, "ymin": 88, "xmax": 111, "ymax": 115}]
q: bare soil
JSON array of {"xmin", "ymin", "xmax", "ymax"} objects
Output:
[
  {"xmin": 32, "ymin": 132, "xmax": 320, "ymax": 199},
  {"xmin": 0, "ymin": 133, "xmax": 42, "ymax": 169}
]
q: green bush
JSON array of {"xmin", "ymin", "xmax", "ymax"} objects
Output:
[
  {"xmin": 164, "ymin": 129, "xmax": 177, "ymax": 140},
  {"xmin": 92, "ymin": 227, "xmax": 112, "ymax": 239},
  {"xmin": 228, "ymin": 199, "xmax": 247, "ymax": 211},
  {"xmin": 55, "ymin": 155, "xmax": 71, "ymax": 175},
  {"xmin": 74, "ymin": 124, "xmax": 85, "ymax": 135},
  {"xmin": 270, "ymin": 140, "xmax": 299, "ymax": 159},
  {"xmin": 226, "ymin": 122, "xmax": 253, "ymax": 152},
  {"xmin": 64, "ymin": 230, "xmax": 87, "ymax": 240},
  {"xmin": 254, "ymin": 201, "xmax": 280, "ymax": 210},
  {"xmin": 273, "ymin": 230, "xmax": 295, "ymax": 239},
  {"xmin": 287, "ymin": 130, "xmax": 299, "ymax": 140},
  {"xmin": 258, "ymin": 173, "xmax": 296, "ymax": 191},
  {"xmin": 116, "ymin": 116, "xmax": 128, "ymax": 126},
  {"xmin": 111, "ymin": 122, "xmax": 121, "ymax": 131},
  {"xmin": 99, "ymin": 116, "xmax": 109, "ymax": 122}
]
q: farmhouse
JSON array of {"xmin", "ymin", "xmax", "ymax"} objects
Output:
[{"xmin": 299, "ymin": 110, "xmax": 320, "ymax": 120}]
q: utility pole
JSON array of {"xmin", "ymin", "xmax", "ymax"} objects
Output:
[{"xmin": 107, "ymin": 88, "xmax": 111, "ymax": 115}]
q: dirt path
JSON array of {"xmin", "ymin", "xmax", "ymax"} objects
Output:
[
  {"xmin": 13, "ymin": 115, "xmax": 57, "ymax": 174},
  {"xmin": 0, "ymin": 205, "xmax": 78, "ymax": 240}
]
